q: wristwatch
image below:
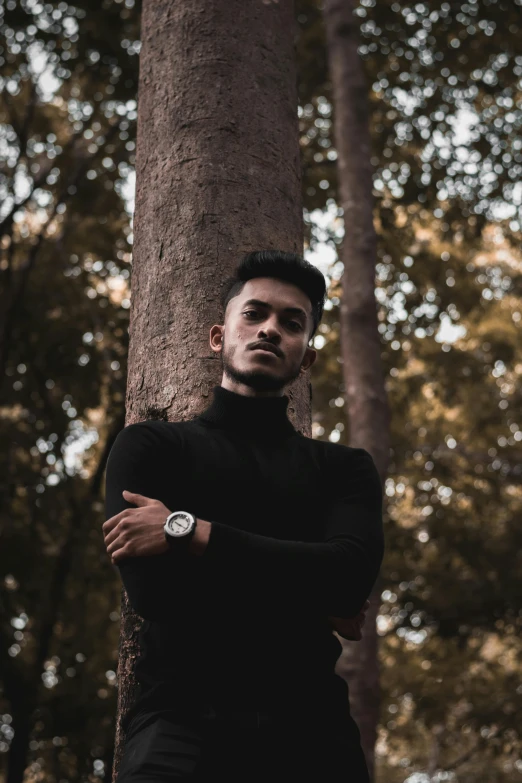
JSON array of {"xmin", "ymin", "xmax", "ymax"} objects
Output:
[{"xmin": 164, "ymin": 511, "xmax": 197, "ymax": 548}]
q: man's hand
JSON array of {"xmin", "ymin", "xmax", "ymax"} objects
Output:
[
  {"xmin": 103, "ymin": 490, "xmax": 171, "ymax": 564},
  {"xmin": 328, "ymin": 599, "xmax": 370, "ymax": 642}
]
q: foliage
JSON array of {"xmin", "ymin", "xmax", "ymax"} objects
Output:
[{"xmin": 0, "ymin": 1, "xmax": 139, "ymax": 780}]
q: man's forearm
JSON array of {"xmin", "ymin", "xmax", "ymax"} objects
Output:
[
  {"xmin": 187, "ymin": 515, "xmax": 382, "ymax": 618},
  {"xmin": 190, "ymin": 518, "xmax": 370, "ymax": 636}
]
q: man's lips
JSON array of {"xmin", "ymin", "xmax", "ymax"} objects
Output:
[{"xmin": 251, "ymin": 344, "xmax": 279, "ymax": 356}]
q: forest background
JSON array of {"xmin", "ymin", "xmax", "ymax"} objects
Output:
[{"xmin": 1, "ymin": 1, "xmax": 521, "ymax": 782}]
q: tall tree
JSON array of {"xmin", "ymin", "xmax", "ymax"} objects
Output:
[
  {"xmin": 113, "ymin": 0, "xmax": 307, "ymax": 774},
  {"xmin": 322, "ymin": 1, "xmax": 390, "ymax": 780}
]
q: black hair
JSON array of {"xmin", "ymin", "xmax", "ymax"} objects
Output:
[{"xmin": 220, "ymin": 250, "xmax": 327, "ymax": 342}]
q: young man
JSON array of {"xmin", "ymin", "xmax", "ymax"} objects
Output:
[{"xmin": 104, "ymin": 250, "xmax": 384, "ymax": 782}]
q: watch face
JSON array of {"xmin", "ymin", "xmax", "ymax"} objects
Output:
[{"xmin": 165, "ymin": 512, "xmax": 194, "ymax": 537}]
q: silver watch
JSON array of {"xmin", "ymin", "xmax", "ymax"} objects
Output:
[{"xmin": 164, "ymin": 511, "xmax": 197, "ymax": 546}]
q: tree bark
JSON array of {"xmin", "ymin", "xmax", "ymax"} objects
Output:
[
  {"xmin": 114, "ymin": 0, "xmax": 307, "ymax": 776},
  {"xmin": 323, "ymin": 1, "xmax": 391, "ymax": 781}
]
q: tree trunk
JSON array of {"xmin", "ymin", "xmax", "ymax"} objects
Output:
[
  {"xmin": 5, "ymin": 711, "xmax": 32, "ymax": 783},
  {"xmin": 114, "ymin": 0, "xmax": 307, "ymax": 776},
  {"xmin": 323, "ymin": 1, "xmax": 391, "ymax": 781}
]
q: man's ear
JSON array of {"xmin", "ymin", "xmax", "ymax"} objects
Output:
[
  {"xmin": 209, "ymin": 324, "xmax": 224, "ymax": 354},
  {"xmin": 300, "ymin": 346, "xmax": 317, "ymax": 373}
]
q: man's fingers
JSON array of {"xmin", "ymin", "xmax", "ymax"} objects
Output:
[
  {"xmin": 104, "ymin": 523, "xmax": 127, "ymax": 549},
  {"xmin": 102, "ymin": 509, "xmax": 130, "ymax": 535},
  {"xmin": 102, "ymin": 514, "xmax": 118, "ymax": 535},
  {"xmin": 111, "ymin": 543, "xmax": 129, "ymax": 564},
  {"xmin": 102, "ymin": 493, "xmax": 154, "ymax": 537},
  {"xmin": 103, "ymin": 515, "xmax": 133, "ymax": 546},
  {"xmin": 106, "ymin": 535, "xmax": 124, "ymax": 556},
  {"xmin": 103, "ymin": 508, "xmax": 141, "ymax": 540},
  {"xmin": 122, "ymin": 490, "xmax": 154, "ymax": 506}
]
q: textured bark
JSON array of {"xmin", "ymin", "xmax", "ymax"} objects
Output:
[
  {"xmin": 323, "ymin": 1, "xmax": 391, "ymax": 781},
  {"xmin": 114, "ymin": 0, "xmax": 307, "ymax": 777}
]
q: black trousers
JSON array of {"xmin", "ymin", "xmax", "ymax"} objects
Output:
[{"xmin": 116, "ymin": 709, "xmax": 370, "ymax": 782}]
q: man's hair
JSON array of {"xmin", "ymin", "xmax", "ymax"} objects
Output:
[{"xmin": 221, "ymin": 250, "xmax": 327, "ymax": 342}]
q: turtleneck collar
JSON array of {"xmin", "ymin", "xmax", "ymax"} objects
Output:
[{"xmin": 197, "ymin": 385, "xmax": 297, "ymax": 440}]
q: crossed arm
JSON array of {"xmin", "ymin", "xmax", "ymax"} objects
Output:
[{"xmin": 104, "ymin": 422, "xmax": 385, "ymax": 636}]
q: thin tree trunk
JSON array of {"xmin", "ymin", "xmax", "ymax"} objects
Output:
[
  {"xmin": 114, "ymin": 0, "xmax": 307, "ymax": 776},
  {"xmin": 323, "ymin": 1, "xmax": 391, "ymax": 781},
  {"xmin": 5, "ymin": 712, "xmax": 32, "ymax": 783}
]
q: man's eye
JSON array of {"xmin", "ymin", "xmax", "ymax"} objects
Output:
[{"xmin": 243, "ymin": 311, "xmax": 301, "ymax": 330}]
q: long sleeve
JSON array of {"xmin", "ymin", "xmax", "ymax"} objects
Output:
[
  {"xmin": 204, "ymin": 447, "xmax": 384, "ymax": 618},
  {"xmin": 104, "ymin": 421, "xmax": 188, "ymax": 621}
]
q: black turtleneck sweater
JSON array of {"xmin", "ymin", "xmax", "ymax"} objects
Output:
[{"xmin": 104, "ymin": 385, "xmax": 384, "ymax": 728}]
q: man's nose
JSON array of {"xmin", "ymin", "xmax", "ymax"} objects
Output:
[{"xmin": 258, "ymin": 318, "xmax": 282, "ymax": 339}]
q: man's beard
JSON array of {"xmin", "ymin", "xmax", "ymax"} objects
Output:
[{"xmin": 221, "ymin": 337, "xmax": 301, "ymax": 393}]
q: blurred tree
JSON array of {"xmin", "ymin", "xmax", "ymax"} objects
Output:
[{"xmin": 322, "ymin": 1, "xmax": 390, "ymax": 780}]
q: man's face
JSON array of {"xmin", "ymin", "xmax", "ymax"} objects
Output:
[{"xmin": 210, "ymin": 277, "xmax": 317, "ymax": 395}]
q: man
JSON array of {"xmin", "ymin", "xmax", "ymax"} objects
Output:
[{"xmin": 104, "ymin": 250, "xmax": 385, "ymax": 782}]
